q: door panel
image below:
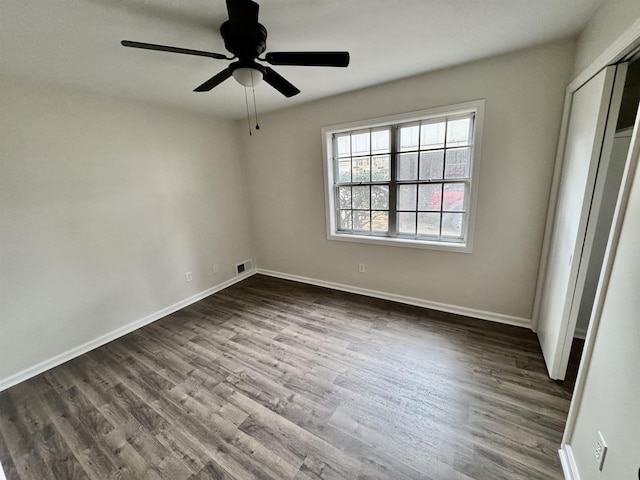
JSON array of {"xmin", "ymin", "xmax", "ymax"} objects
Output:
[{"xmin": 537, "ymin": 65, "xmax": 621, "ymax": 380}]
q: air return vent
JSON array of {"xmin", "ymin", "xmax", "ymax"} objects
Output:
[{"xmin": 236, "ymin": 259, "xmax": 253, "ymax": 275}]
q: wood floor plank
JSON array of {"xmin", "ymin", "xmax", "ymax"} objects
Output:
[{"xmin": 0, "ymin": 274, "xmax": 579, "ymax": 479}]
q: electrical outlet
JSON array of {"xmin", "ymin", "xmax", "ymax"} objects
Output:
[
  {"xmin": 212, "ymin": 264, "xmax": 220, "ymax": 274},
  {"xmin": 595, "ymin": 431, "xmax": 608, "ymax": 471},
  {"xmin": 358, "ymin": 263, "xmax": 365, "ymax": 273},
  {"xmin": 185, "ymin": 271, "xmax": 193, "ymax": 282}
]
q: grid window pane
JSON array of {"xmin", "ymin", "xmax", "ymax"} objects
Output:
[
  {"xmin": 398, "ymin": 184, "xmax": 417, "ymax": 210},
  {"xmin": 420, "ymin": 121, "xmax": 445, "ymax": 149},
  {"xmin": 419, "ymin": 150, "xmax": 444, "ymax": 180},
  {"xmin": 352, "ymin": 132, "xmax": 370, "ymax": 156},
  {"xmin": 397, "ymin": 153, "xmax": 418, "ymax": 180},
  {"xmin": 352, "ymin": 186, "xmax": 370, "ymax": 210},
  {"xmin": 337, "ymin": 134, "xmax": 351, "ymax": 157},
  {"xmin": 442, "ymin": 212, "xmax": 463, "ymax": 237},
  {"xmin": 444, "ymin": 147, "xmax": 470, "ymax": 179},
  {"xmin": 338, "ymin": 158, "xmax": 351, "ymax": 183},
  {"xmin": 443, "ymin": 183, "xmax": 465, "ymax": 211},
  {"xmin": 446, "ymin": 118, "xmax": 471, "ymax": 147},
  {"xmin": 371, "ymin": 155, "xmax": 391, "ymax": 181},
  {"xmin": 372, "ymin": 130, "xmax": 390, "ymax": 154},
  {"xmin": 352, "ymin": 157, "xmax": 370, "ymax": 182},
  {"xmin": 418, "ymin": 212, "xmax": 440, "ymax": 236},
  {"xmin": 418, "ymin": 184, "xmax": 442, "ymax": 211},
  {"xmin": 353, "ymin": 211, "xmax": 371, "ymax": 231},
  {"xmin": 400, "ymin": 125, "xmax": 419, "ymax": 152},
  {"xmin": 398, "ymin": 212, "xmax": 416, "ymax": 234},
  {"xmin": 372, "ymin": 211, "xmax": 389, "ymax": 232},
  {"xmin": 330, "ymin": 105, "xmax": 478, "ymax": 247},
  {"xmin": 339, "ymin": 210, "xmax": 352, "ymax": 230},
  {"xmin": 371, "ymin": 185, "xmax": 389, "ymax": 209},
  {"xmin": 338, "ymin": 187, "xmax": 351, "ymax": 209}
]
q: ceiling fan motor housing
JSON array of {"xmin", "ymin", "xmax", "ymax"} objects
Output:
[{"xmin": 220, "ymin": 21, "xmax": 267, "ymax": 60}]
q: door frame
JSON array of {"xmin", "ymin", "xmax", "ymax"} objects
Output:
[{"xmin": 532, "ymin": 19, "xmax": 640, "ymax": 334}]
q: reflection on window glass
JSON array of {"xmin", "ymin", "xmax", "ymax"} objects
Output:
[
  {"xmin": 398, "ymin": 153, "xmax": 418, "ymax": 180},
  {"xmin": 418, "ymin": 184, "xmax": 441, "ymax": 211},
  {"xmin": 442, "ymin": 212, "xmax": 463, "ymax": 237},
  {"xmin": 351, "ymin": 132, "xmax": 370, "ymax": 156},
  {"xmin": 446, "ymin": 118, "xmax": 470, "ymax": 147},
  {"xmin": 444, "ymin": 147, "xmax": 470, "ymax": 179},
  {"xmin": 339, "ymin": 186, "xmax": 351, "ymax": 209},
  {"xmin": 352, "ymin": 157, "xmax": 370, "ymax": 182},
  {"xmin": 372, "ymin": 211, "xmax": 388, "ymax": 232},
  {"xmin": 420, "ymin": 121, "xmax": 445, "ymax": 149},
  {"xmin": 353, "ymin": 211, "xmax": 370, "ymax": 231},
  {"xmin": 372, "ymin": 130, "xmax": 390, "ymax": 153},
  {"xmin": 419, "ymin": 150, "xmax": 444, "ymax": 180},
  {"xmin": 339, "ymin": 211, "xmax": 352, "ymax": 230},
  {"xmin": 337, "ymin": 134, "xmax": 351, "ymax": 157},
  {"xmin": 400, "ymin": 125, "xmax": 419, "ymax": 152},
  {"xmin": 398, "ymin": 212, "xmax": 416, "ymax": 235},
  {"xmin": 338, "ymin": 158, "xmax": 351, "ymax": 183},
  {"xmin": 352, "ymin": 186, "xmax": 370, "ymax": 210},
  {"xmin": 443, "ymin": 184, "xmax": 465, "ymax": 211},
  {"xmin": 398, "ymin": 185, "xmax": 417, "ymax": 210},
  {"xmin": 372, "ymin": 155, "xmax": 391, "ymax": 181},
  {"xmin": 418, "ymin": 212, "xmax": 440, "ymax": 236},
  {"xmin": 371, "ymin": 185, "xmax": 389, "ymax": 209}
]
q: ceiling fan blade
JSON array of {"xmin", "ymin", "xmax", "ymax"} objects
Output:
[
  {"xmin": 263, "ymin": 67, "xmax": 300, "ymax": 98},
  {"xmin": 226, "ymin": 0, "xmax": 259, "ymax": 40},
  {"xmin": 265, "ymin": 52, "xmax": 350, "ymax": 67},
  {"xmin": 121, "ymin": 40, "xmax": 228, "ymax": 60},
  {"xmin": 194, "ymin": 68, "xmax": 233, "ymax": 92}
]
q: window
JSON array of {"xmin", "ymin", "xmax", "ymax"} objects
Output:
[{"xmin": 322, "ymin": 100, "xmax": 484, "ymax": 252}]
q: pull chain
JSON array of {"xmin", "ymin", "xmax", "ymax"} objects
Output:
[
  {"xmin": 251, "ymin": 74, "xmax": 260, "ymax": 130},
  {"xmin": 244, "ymin": 87, "xmax": 252, "ymax": 136}
]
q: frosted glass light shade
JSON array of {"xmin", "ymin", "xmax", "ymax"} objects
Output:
[{"xmin": 232, "ymin": 68, "xmax": 263, "ymax": 87}]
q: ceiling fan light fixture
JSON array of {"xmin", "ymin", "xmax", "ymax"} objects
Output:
[{"xmin": 232, "ymin": 67, "xmax": 263, "ymax": 87}]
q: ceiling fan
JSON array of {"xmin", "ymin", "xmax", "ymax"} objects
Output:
[{"xmin": 121, "ymin": 0, "xmax": 350, "ymax": 98}]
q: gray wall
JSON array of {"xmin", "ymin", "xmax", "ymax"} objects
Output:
[{"xmin": 0, "ymin": 75, "xmax": 254, "ymax": 384}]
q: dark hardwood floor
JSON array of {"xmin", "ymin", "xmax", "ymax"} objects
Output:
[{"xmin": 0, "ymin": 274, "xmax": 578, "ymax": 479}]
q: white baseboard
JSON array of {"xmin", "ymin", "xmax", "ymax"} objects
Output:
[
  {"xmin": 257, "ymin": 269, "xmax": 531, "ymax": 329},
  {"xmin": 0, "ymin": 270, "xmax": 256, "ymax": 392},
  {"xmin": 559, "ymin": 445, "xmax": 581, "ymax": 480}
]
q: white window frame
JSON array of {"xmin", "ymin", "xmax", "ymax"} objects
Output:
[{"xmin": 321, "ymin": 100, "xmax": 484, "ymax": 252}]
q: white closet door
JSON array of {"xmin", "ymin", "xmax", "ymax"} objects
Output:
[{"xmin": 537, "ymin": 65, "xmax": 621, "ymax": 380}]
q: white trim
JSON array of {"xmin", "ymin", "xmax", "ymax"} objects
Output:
[
  {"xmin": 559, "ymin": 445, "xmax": 582, "ymax": 480},
  {"xmin": 257, "ymin": 268, "xmax": 531, "ymax": 329},
  {"xmin": 0, "ymin": 460, "xmax": 5, "ymax": 480},
  {"xmin": 570, "ymin": 18, "xmax": 640, "ymax": 93},
  {"xmin": 0, "ymin": 270, "xmax": 257, "ymax": 392}
]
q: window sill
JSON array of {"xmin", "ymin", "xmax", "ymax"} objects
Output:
[{"xmin": 327, "ymin": 232, "xmax": 472, "ymax": 253}]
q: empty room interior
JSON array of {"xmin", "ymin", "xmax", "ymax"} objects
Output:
[{"xmin": 1, "ymin": 0, "xmax": 639, "ymax": 479}]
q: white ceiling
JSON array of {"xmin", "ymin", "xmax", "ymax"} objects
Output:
[{"xmin": 1, "ymin": 0, "xmax": 605, "ymax": 119}]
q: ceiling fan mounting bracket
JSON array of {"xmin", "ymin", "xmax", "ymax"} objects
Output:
[{"xmin": 220, "ymin": 21, "xmax": 267, "ymax": 60}]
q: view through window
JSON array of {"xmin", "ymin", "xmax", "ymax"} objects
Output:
[{"xmin": 323, "ymin": 101, "xmax": 484, "ymax": 251}]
